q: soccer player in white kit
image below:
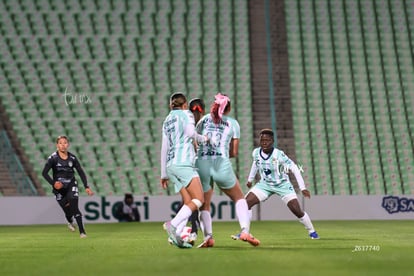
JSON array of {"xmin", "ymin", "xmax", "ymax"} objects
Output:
[
  {"xmin": 232, "ymin": 128, "xmax": 319, "ymax": 240},
  {"xmin": 161, "ymin": 92, "xmax": 208, "ymax": 248},
  {"xmin": 195, "ymin": 93, "xmax": 260, "ymax": 247}
]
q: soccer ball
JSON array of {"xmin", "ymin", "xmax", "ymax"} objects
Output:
[{"xmin": 180, "ymin": 226, "xmax": 192, "ymax": 242}]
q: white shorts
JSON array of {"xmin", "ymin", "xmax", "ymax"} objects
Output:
[{"xmin": 248, "ymin": 180, "xmax": 297, "ymax": 204}]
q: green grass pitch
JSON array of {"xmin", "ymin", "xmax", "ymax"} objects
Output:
[{"xmin": 0, "ymin": 220, "xmax": 412, "ymax": 276}]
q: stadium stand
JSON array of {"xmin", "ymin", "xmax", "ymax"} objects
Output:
[
  {"xmin": 0, "ymin": 0, "xmax": 254, "ymax": 196},
  {"xmin": 285, "ymin": 0, "xmax": 414, "ymax": 195},
  {"xmin": 0, "ymin": 129, "xmax": 37, "ymax": 195},
  {"xmin": 1, "ymin": 0, "xmax": 413, "ymax": 197}
]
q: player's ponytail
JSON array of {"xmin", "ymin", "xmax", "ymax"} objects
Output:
[{"xmin": 210, "ymin": 93, "xmax": 230, "ymax": 124}]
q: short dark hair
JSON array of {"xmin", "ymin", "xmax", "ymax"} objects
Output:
[{"xmin": 259, "ymin": 128, "xmax": 274, "ymax": 138}]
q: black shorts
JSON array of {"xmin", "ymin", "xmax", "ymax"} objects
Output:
[{"xmin": 54, "ymin": 181, "xmax": 79, "ymax": 206}]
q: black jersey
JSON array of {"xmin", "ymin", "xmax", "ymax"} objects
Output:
[{"xmin": 42, "ymin": 151, "xmax": 88, "ymax": 189}]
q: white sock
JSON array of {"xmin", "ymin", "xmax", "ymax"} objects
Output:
[
  {"xmin": 176, "ymin": 219, "xmax": 188, "ymax": 236},
  {"xmin": 235, "ymin": 199, "xmax": 250, "ymax": 233},
  {"xmin": 299, "ymin": 212, "xmax": 315, "ymax": 233},
  {"xmin": 200, "ymin": 210, "xmax": 212, "ymax": 238},
  {"xmin": 248, "ymin": 209, "xmax": 252, "ymax": 221},
  {"xmin": 171, "ymin": 204, "xmax": 192, "ymax": 234}
]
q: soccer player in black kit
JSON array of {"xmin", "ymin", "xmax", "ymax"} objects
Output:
[{"xmin": 42, "ymin": 135, "xmax": 94, "ymax": 238}]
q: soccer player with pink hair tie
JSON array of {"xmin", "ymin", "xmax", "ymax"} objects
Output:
[{"xmin": 195, "ymin": 92, "xmax": 260, "ymax": 248}]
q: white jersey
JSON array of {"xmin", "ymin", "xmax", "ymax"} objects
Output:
[
  {"xmin": 196, "ymin": 114, "xmax": 240, "ymax": 160},
  {"xmin": 248, "ymin": 147, "xmax": 304, "ymax": 187},
  {"xmin": 161, "ymin": 110, "xmax": 196, "ymax": 167}
]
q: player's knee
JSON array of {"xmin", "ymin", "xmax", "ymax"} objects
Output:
[
  {"xmin": 283, "ymin": 194, "xmax": 298, "ymax": 205},
  {"xmin": 191, "ymin": 198, "xmax": 203, "ymax": 209}
]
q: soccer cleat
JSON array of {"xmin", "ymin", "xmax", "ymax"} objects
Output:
[
  {"xmin": 177, "ymin": 240, "xmax": 193, "ymax": 249},
  {"xmin": 309, "ymin": 231, "xmax": 320, "ymax": 239},
  {"xmin": 80, "ymin": 233, "xmax": 87, "ymax": 238},
  {"xmin": 163, "ymin": 221, "xmax": 178, "ymax": 246},
  {"xmin": 175, "ymin": 237, "xmax": 193, "ymax": 248},
  {"xmin": 167, "ymin": 237, "xmax": 193, "ymax": 248},
  {"xmin": 231, "ymin": 233, "xmax": 241, "ymax": 240},
  {"xmin": 167, "ymin": 237, "xmax": 193, "ymax": 249},
  {"xmin": 197, "ymin": 235, "xmax": 215, "ymax": 248},
  {"xmin": 67, "ymin": 222, "xmax": 76, "ymax": 232},
  {"xmin": 239, "ymin": 232, "xmax": 260, "ymax": 247},
  {"xmin": 163, "ymin": 222, "xmax": 192, "ymax": 249}
]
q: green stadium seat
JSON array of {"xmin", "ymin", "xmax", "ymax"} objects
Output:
[
  {"xmin": 0, "ymin": 0, "xmax": 253, "ymax": 196},
  {"xmin": 287, "ymin": 0, "xmax": 414, "ymax": 195}
]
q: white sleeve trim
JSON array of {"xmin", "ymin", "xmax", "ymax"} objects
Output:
[
  {"xmin": 160, "ymin": 132, "xmax": 169, "ymax": 179},
  {"xmin": 291, "ymin": 164, "xmax": 306, "ymax": 190}
]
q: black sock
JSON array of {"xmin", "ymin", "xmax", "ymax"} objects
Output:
[
  {"xmin": 75, "ymin": 214, "xmax": 86, "ymax": 234},
  {"xmin": 190, "ymin": 211, "xmax": 199, "ymax": 234}
]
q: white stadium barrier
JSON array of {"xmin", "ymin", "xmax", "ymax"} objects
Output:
[{"xmin": 0, "ymin": 195, "xmax": 413, "ymax": 225}]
